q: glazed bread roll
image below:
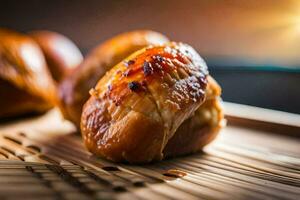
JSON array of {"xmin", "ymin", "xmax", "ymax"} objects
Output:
[
  {"xmin": 0, "ymin": 29, "xmax": 57, "ymax": 118},
  {"xmin": 81, "ymin": 42, "xmax": 223, "ymax": 163},
  {"xmin": 30, "ymin": 31, "xmax": 83, "ymax": 82},
  {"xmin": 59, "ymin": 30, "xmax": 169, "ymax": 126}
]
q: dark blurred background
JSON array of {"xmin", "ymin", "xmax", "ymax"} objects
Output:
[{"xmin": 1, "ymin": 0, "xmax": 299, "ymax": 113}]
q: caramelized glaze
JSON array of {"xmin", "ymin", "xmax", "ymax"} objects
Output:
[{"xmin": 81, "ymin": 42, "xmax": 210, "ymax": 163}]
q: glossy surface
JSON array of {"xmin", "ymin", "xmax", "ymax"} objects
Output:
[
  {"xmin": 100, "ymin": 44, "xmax": 208, "ymax": 109},
  {"xmin": 81, "ymin": 42, "xmax": 213, "ymax": 163}
]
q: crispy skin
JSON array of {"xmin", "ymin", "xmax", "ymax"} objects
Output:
[
  {"xmin": 30, "ymin": 31, "xmax": 83, "ymax": 82},
  {"xmin": 0, "ymin": 29, "xmax": 57, "ymax": 118},
  {"xmin": 81, "ymin": 42, "xmax": 209, "ymax": 163},
  {"xmin": 59, "ymin": 30, "xmax": 169, "ymax": 126}
]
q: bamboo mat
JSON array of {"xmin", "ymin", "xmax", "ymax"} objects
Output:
[{"xmin": 0, "ymin": 103, "xmax": 299, "ymax": 200}]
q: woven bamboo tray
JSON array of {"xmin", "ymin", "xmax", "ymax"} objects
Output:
[{"xmin": 0, "ymin": 102, "xmax": 299, "ymax": 200}]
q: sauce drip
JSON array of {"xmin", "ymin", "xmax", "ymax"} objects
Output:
[{"xmin": 163, "ymin": 169, "xmax": 187, "ymax": 178}]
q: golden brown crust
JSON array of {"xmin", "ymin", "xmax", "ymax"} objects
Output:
[
  {"xmin": 30, "ymin": 31, "xmax": 83, "ymax": 82},
  {"xmin": 59, "ymin": 30, "xmax": 169, "ymax": 126},
  {"xmin": 82, "ymin": 96, "xmax": 165, "ymax": 163},
  {"xmin": 0, "ymin": 29, "xmax": 57, "ymax": 118},
  {"xmin": 0, "ymin": 79, "xmax": 51, "ymax": 118},
  {"xmin": 164, "ymin": 90, "xmax": 224, "ymax": 157},
  {"xmin": 81, "ymin": 42, "xmax": 209, "ymax": 163}
]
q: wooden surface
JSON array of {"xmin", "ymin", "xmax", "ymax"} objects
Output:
[
  {"xmin": 223, "ymin": 102, "xmax": 300, "ymax": 137},
  {"xmin": 0, "ymin": 103, "xmax": 299, "ymax": 200}
]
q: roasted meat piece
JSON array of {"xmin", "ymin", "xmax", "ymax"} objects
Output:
[{"xmin": 81, "ymin": 42, "xmax": 224, "ymax": 163}]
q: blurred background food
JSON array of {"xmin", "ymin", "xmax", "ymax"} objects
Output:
[
  {"xmin": 30, "ymin": 31, "xmax": 83, "ymax": 82},
  {"xmin": 0, "ymin": 28, "xmax": 84, "ymax": 119},
  {"xmin": 1, "ymin": 0, "xmax": 299, "ymax": 113},
  {"xmin": 0, "ymin": 29, "xmax": 58, "ymax": 118}
]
